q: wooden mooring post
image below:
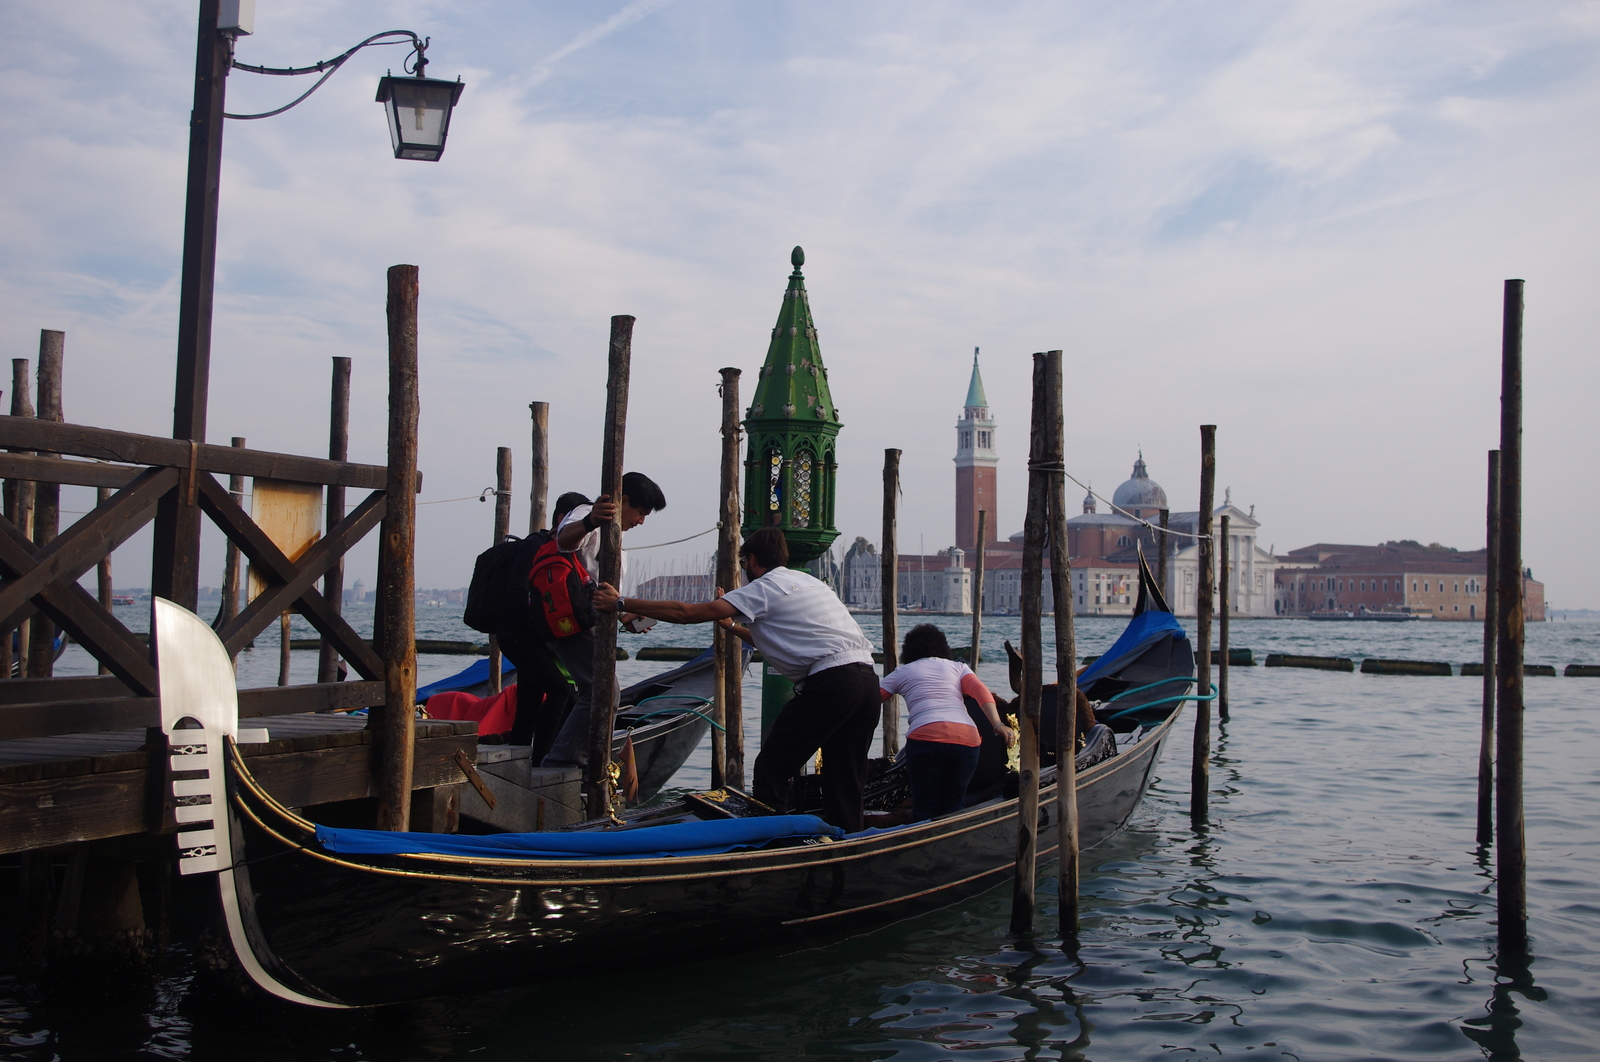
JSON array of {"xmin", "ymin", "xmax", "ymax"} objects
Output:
[
  {"xmin": 1219, "ymin": 513, "xmax": 1230, "ymax": 723},
  {"xmin": 881, "ymin": 448, "xmax": 902, "ymax": 757},
  {"xmin": 318, "ymin": 356, "xmax": 351, "ymax": 683},
  {"xmin": 374, "ymin": 264, "xmax": 421, "ymax": 832},
  {"xmin": 970, "ymin": 510, "xmax": 987, "ymax": 665},
  {"xmin": 1157, "ymin": 508, "xmax": 1170, "ymax": 602},
  {"xmin": 1192, "ymin": 425, "xmax": 1216, "ymax": 824},
  {"xmin": 488, "ymin": 446, "xmax": 512, "ymax": 694},
  {"xmin": 1494, "ymin": 279, "xmax": 1527, "ymax": 955},
  {"xmin": 715, "ymin": 367, "xmax": 744, "ymax": 788},
  {"xmin": 528, "ymin": 401, "xmax": 549, "ymax": 534},
  {"xmin": 28, "ymin": 332, "xmax": 63, "ymax": 679},
  {"xmin": 1477, "ymin": 450, "xmax": 1500, "ymax": 845},
  {"xmin": 586, "ymin": 316, "xmax": 633, "ymax": 820},
  {"xmin": 96, "ymin": 485, "xmax": 113, "ymax": 675},
  {"xmin": 1040, "ymin": 351, "xmax": 1080, "ymax": 940},
  {"xmin": 1011, "ymin": 351, "xmax": 1050, "ymax": 936},
  {"xmin": 3, "ymin": 357, "xmax": 35, "ymax": 678},
  {"xmin": 216, "ymin": 437, "xmax": 245, "ymax": 654}
]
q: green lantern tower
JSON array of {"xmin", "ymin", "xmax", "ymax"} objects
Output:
[{"xmin": 741, "ymin": 246, "xmax": 841, "ymax": 567}]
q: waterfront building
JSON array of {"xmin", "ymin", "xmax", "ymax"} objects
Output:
[
  {"xmin": 1168, "ymin": 489, "xmax": 1280, "ymax": 617},
  {"xmin": 1272, "ymin": 542, "xmax": 1546, "ymax": 620}
]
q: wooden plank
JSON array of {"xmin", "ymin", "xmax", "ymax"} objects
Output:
[
  {"xmin": 0, "ymin": 675, "xmax": 131, "ymax": 705},
  {"xmin": 0, "ymin": 732, "xmax": 472, "ymax": 855},
  {"xmin": 0, "ymin": 453, "xmax": 139, "ymax": 490},
  {"xmin": 0, "ymin": 466, "xmax": 179, "ymax": 626},
  {"xmin": 0, "ymin": 681, "xmax": 385, "ymax": 742},
  {"xmin": 202, "ymin": 476, "xmax": 386, "ymax": 678},
  {"xmin": 0, "ymin": 419, "xmax": 391, "ymax": 490}
]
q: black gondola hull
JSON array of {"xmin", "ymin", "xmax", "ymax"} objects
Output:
[{"xmin": 223, "ymin": 709, "xmax": 1179, "ymax": 1007}]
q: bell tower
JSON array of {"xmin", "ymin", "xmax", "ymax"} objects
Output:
[
  {"xmin": 954, "ymin": 348, "xmax": 998, "ymax": 551},
  {"xmin": 741, "ymin": 246, "xmax": 842, "ymax": 567}
]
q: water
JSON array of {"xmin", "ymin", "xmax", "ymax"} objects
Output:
[{"xmin": 5, "ymin": 612, "xmax": 1597, "ymax": 1059}]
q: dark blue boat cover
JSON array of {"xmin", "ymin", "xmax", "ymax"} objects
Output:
[
  {"xmin": 315, "ymin": 814, "xmax": 843, "ymax": 859},
  {"xmin": 1077, "ymin": 609, "xmax": 1188, "ymax": 687},
  {"xmin": 416, "ymin": 658, "xmax": 514, "ymax": 701}
]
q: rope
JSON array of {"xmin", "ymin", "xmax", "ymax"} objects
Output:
[
  {"xmin": 1025, "ymin": 460, "xmax": 1210, "ymax": 541},
  {"xmin": 628, "ymin": 526, "xmax": 719, "ymax": 550},
  {"xmin": 626, "ymin": 696, "xmax": 724, "ymax": 732}
]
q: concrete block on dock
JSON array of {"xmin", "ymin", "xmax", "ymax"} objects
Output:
[
  {"xmin": 1265, "ymin": 653, "xmax": 1355, "ymax": 672},
  {"xmin": 1360, "ymin": 658, "xmax": 1452, "ymax": 676},
  {"xmin": 461, "ymin": 745, "xmax": 582, "ymax": 831}
]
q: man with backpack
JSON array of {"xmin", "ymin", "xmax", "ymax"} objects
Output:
[{"xmin": 539, "ymin": 472, "xmax": 668, "ymax": 769}]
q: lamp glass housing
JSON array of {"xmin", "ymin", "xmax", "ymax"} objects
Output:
[{"xmin": 376, "ymin": 75, "xmax": 465, "ymax": 162}]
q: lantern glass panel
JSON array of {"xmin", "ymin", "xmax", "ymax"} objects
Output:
[{"xmin": 379, "ymin": 76, "xmax": 461, "ymax": 161}]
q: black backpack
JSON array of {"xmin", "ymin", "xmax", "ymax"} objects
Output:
[{"xmin": 463, "ymin": 530, "xmax": 552, "ymax": 634}]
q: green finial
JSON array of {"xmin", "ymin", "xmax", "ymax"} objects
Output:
[{"xmin": 791, "ymin": 245, "xmax": 805, "ymax": 271}]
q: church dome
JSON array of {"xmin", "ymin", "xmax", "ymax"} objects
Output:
[{"xmin": 1112, "ymin": 453, "xmax": 1167, "ymax": 512}]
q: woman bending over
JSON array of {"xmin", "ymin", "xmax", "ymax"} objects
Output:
[{"xmin": 879, "ymin": 624, "xmax": 1016, "ymax": 821}]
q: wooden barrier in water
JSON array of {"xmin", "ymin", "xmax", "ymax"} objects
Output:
[
  {"xmin": 1494, "ymin": 277, "xmax": 1528, "ymax": 957},
  {"xmin": 1265, "ymin": 653, "xmax": 1355, "ymax": 672},
  {"xmin": 971, "ymin": 510, "xmax": 987, "ymax": 667},
  {"xmin": 1565, "ymin": 665, "xmax": 1600, "ymax": 677},
  {"xmin": 1191, "ymin": 425, "xmax": 1215, "ymax": 824},
  {"xmin": 1361, "ymin": 658, "xmax": 1452, "ymax": 676},
  {"xmin": 1478, "ymin": 449, "xmax": 1500, "ymax": 845},
  {"xmin": 881, "ymin": 448, "xmax": 901, "ymax": 758},
  {"xmin": 717, "ymin": 365, "xmax": 744, "ymax": 789},
  {"xmin": 1218, "ymin": 514, "xmax": 1229, "ymax": 722}
]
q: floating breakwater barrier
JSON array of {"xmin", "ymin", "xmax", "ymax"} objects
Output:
[
  {"xmin": 1212, "ymin": 648, "xmax": 1256, "ymax": 666},
  {"xmin": 1265, "ymin": 653, "xmax": 1355, "ymax": 672},
  {"xmin": 1361, "ymin": 658, "xmax": 1453, "ymax": 676},
  {"xmin": 1565, "ymin": 664, "xmax": 1600, "ymax": 677},
  {"xmin": 1462, "ymin": 662, "xmax": 1556, "ymax": 677}
]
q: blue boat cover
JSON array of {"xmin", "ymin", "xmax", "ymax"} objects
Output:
[
  {"xmin": 1078, "ymin": 609, "xmax": 1188, "ymax": 687},
  {"xmin": 315, "ymin": 814, "xmax": 843, "ymax": 860},
  {"xmin": 416, "ymin": 658, "xmax": 516, "ymax": 701}
]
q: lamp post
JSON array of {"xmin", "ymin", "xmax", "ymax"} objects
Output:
[{"xmin": 151, "ymin": 0, "xmax": 465, "ymax": 608}]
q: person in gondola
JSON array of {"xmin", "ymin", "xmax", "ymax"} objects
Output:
[
  {"xmin": 880, "ymin": 624, "xmax": 1016, "ymax": 821},
  {"xmin": 591, "ymin": 526, "xmax": 880, "ymax": 832},
  {"xmin": 540, "ymin": 472, "xmax": 668, "ymax": 769}
]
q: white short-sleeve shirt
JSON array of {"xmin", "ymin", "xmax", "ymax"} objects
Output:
[
  {"xmin": 878, "ymin": 657, "xmax": 978, "ymax": 732},
  {"xmin": 557, "ymin": 504, "xmax": 628, "ymax": 586},
  {"xmin": 719, "ymin": 567, "xmax": 874, "ymax": 681}
]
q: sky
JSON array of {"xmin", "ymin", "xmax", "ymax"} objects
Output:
[{"xmin": 1, "ymin": 1, "xmax": 1597, "ymax": 606}]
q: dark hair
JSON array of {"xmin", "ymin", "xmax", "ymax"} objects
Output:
[
  {"xmin": 621, "ymin": 472, "xmax": 666, "ymax": 514},
  {"xmin": 900, "ymin": 624, "xmax": 952, "ymax": 665},
  {"xmin": 740, "ymin": 526, "xmax": 789, "ymax": 570},
  {"xmin": 551, "ymin": 492, "xmax": 591, "ymax": 527}
]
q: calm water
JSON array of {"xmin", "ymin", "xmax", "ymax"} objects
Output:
[{"xmin": 5, "ymin": 611, "xmax": 1597, "ymax": 1059}]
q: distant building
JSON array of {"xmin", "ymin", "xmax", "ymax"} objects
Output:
[
  {"xmin": 1272, "ymin": 543, "xmax": 1545, "ymax": 621},
  {"xmin": 953, "ymin": 349, "xmax": 999, "ymax": 552},
  {"xmin": 637, "ymin": 574, "xmax": 715, "ymax": 601},
  {"xmin": 840, "ymin": 536, "xmax": 881, "ymax": 607}
]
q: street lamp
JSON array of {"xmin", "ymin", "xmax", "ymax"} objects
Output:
[{"xmin": 152, "ymin": 0, "xmax": 467, "ymax": 607}]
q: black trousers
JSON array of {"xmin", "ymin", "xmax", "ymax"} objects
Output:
[
  {"xmin": 495, "ymin": 627, "xmax": 575, "ymax": 760},
  {"xmin": 752, "ymin": 662, "xmax": 881, "ymax": 833}
]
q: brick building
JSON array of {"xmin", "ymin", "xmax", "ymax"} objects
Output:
[{"xmin": 1272, "ymin": 542, "xmax": 1545, "ymax": 621}]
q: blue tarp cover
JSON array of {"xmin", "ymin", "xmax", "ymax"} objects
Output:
[
  {"xmin": 316, "ymin": 815, "xmax": 843, "ymax": 860},
  {"xmin": 1078, "ymin": 609, "xmax": 1188, "ymax": 687},
  {"xmin": 416, "ymin": 658, "xmax": 514, "ymax": 701}
]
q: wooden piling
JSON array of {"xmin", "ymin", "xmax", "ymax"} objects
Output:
[
  {"xmin": 970, "ymin": 510, "xmax": 987, "ymax": 665},
  {"xmin": 1011, "ymin": 352, "xmax": 1050, "ymax": 936},
  {"xmin": 585, "ymin": 316, "xmax": 633, "ymax": 820},
  {"xmin": 1477, "ymin": 449, "xmax": 1500, "ymax": 846},
  {"xmin": 277, "ymin": 613, "xmax": 291, "ymax": 686},
  {"xmin": 488, "ymin": 446, "xmax": 513, "ymax": 694},
  {"xmin": 1219, "ymin": 513, "xmax": 1230, "ymax": 723},
  {"xmin": 216, "ymin": 437, "xmax": 245, "ymax": 650},
  {"xmin": 1040, "ymin": 350, "xmax": 1080, "ymax": 940},
  {"xmin": 3, "ymin": 358, "xmax": 34, "ymax": 678},
  {"xmin": 1192, "ymin": 425, "xmax": 1216, "ymax": 823},
  {"xmin": 528, "ymin": 401, "xmax": 549, "ymax": 535},
  {"xmin": 1494, "ymin": 280, "xmax": 1526, "ymax": 955},
  {"xmin": 716, "ymin": 368, "xmax": 744, "ymax": 788},
  {"xmin": 881, "ymin": 449, "xmax": 902, "ymax": 757},
  {"xmin": 374, "ymin": 265, "xmax": 421, "ymax": 832},
  {"xmin": 318, "ymin": 357, "xmax": 351, "ymax": 683},
  {"xmin": 96, "ymin": 486, "xmax": 113, "ymax": 676},
  {"xmin": 1157, "ymin": 508, "xmax": 1170, "ymax": 601},
  {"xmin": 27, "ymin": 332, "xmax": 65, "ymax": 679}
]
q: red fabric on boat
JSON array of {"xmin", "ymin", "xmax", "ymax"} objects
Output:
[{"xmin": 425, "ymin": 685, "xmax": 519, "ymax": 736}]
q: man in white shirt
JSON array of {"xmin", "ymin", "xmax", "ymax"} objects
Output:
[
  {"xmin": 540, "ymin": 472, "xmax": 667, "ymax": 768},
  {"xmin": 593, "ymin": 526, "xmax": 880, "ymax": 831}
]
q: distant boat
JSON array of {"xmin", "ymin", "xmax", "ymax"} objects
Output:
[
  {"xmin": 1307, "ymin": 608, "xmax": 1415, "ymax": 622},
  {"xmin": 112, "ymin": 595, "xmax": 135, "ymax": 606},
  {"xmin": 1308, "ymin": 610, "xmax": 1355, "ymax": 620}
]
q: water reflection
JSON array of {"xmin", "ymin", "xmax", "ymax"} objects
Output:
[{"xmin": 1461, "ymin": 946, "xmax": 1546, "ymax": 1061}]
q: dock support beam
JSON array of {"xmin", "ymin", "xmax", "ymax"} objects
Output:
[
  {"xmin": 1495, "ymin": 279, "xmax": 1527, "ymax": 956},
  {"xmin": 319, "ymin": 357, "xmax": 352, "ymax": 683},
  {"xmin": 881, "ymin": 449, "xmax": 901, "ymax": 757},
  {"xmin": 1011, "ymin": 352, "xmax": 1050, "ymax": 936},
  {"xmin": 1192, "ymin": 425, "xmax": 1216, "ymax": 824}
]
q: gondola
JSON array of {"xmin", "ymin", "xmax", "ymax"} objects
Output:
[{"xmin": 155, "ymin": 557, "xmax": 1196, "ymax": 1009}]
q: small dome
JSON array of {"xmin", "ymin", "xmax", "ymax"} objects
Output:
[{"xmin": 1112, "ymin": 453, "xmax": 1167, "ymax": 512}]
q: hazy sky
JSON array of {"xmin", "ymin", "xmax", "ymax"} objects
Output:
[{"xmin": 2, "ymin": 1, "xmax": 1597, "ymax": 605}]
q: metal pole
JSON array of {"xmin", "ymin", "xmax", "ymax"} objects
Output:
[
  {"xmin": 1477, "ymin": 450, "xmax": 1500, "ymax": 846},
  {"xmin": 1192, "ymin": 425, "xmax": 1216, "ymax": 823},
  {"xmin": 970, "ymin": 510, "xmax": 987, "ymax": 665},
  {"xmin": 585, "ymin": 316, "xmax": 633, "ymax": 820},
  {"xmin": 1219, "ymin": 513, "xmax": 1230, "ymax": 723},
  {"xmin": 319, "ymin": 357, "xmax": 351, "ymax": 682},
  {"xmin": 152, "ymin": 0, "xmax": 229, "ymax": 610},
  {"xmin": 1041, "ymin": 350, "xmax": 1079, "ymax": 941},
  {"xmin": 488, "ymin": 446, "xmax": 512, "ymax": 694},
  {"xmin": 528, "ymin": 401, "xmax": 549, "ymax": 535},
  {"xmin": 28, "ymin": 332, "xmax": 64, "ymax": 679},
  {"xmin": 1011, "ymin": 352, "xmax": 1050, "ymax": 936},
  {"xmin": 716, "ymin": 368, "xmax": 743, "ymax": 788},
  {"xmin": 374, "ymin": 264, "xmax": 421, "ymax": 832},
  {"xmin": 1495, "ymin": 280, "xmax": 1526, "ymax": 955},
  {"xmin": 880, "ymin": 449, "xmax": 902, "ymax": 757}
]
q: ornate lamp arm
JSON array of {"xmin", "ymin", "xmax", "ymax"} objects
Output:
[{"xmin": 225, "ymin": 30, "xmax": 428, "ymax": 121}]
